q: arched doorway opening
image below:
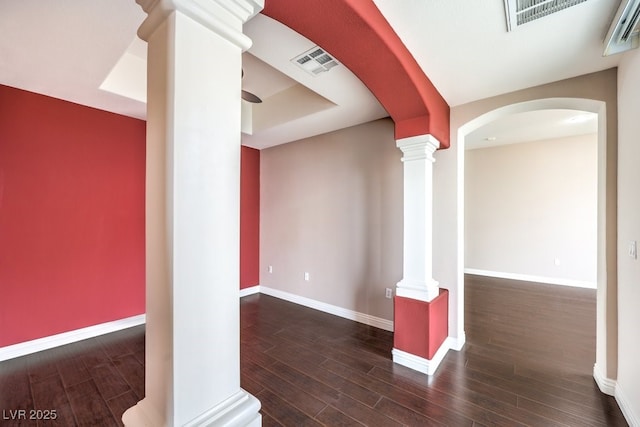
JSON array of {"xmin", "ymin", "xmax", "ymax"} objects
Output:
[{"xmin": 456, "ymin": 97, "xmax": 615, "ymax": 392}]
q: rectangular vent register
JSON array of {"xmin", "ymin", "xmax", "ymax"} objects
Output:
[
  {"xmin": 504, "ymin": 0, "xmax": 588, "ymax": 31},
  {"xmin": 292, "ymin": 46, "xmax": 340, "ymax": 76}
]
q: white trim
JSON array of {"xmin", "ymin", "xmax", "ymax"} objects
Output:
[
  {"xmin": 136, "ymin": 0, "xmax": 262, "ymax": 51},
  {"xmin": 123, "ymin": 390, "xmax": 262, "ymax": 427},
  {"xmin": 396, "ymin": 134, "xmax": 440, "ymax": 162},
  {"xmin": 464, "ymin": 268, "xmax": 597, "ymax": 289},
  {"xmin": 392, "ymin": 337, "xmax": 453, "ymax": 375},
  {"xmin": 591, "ymin": 364, "xmax": 638, "ymax": 427},
  {"xmin": 259, "ymin": 286, "xmax": 394, "ymax": 332},
  {"xmin": 183, "ymin": 389, "xmax": 261, "ymax": 427},
  {"xmin": 593, "ymin": 363, "xmax": 616, "ymax": 396},
  {"xmin": 239, "ymin": 285, "xmax": 261, "ymax": 297},
  {"xmin": 0, "ymin": 314, "xmax": 146, "ymax": 362},
  {"xmin": 391, "ymin": 348, "xmax": 431, "ymax": 374},
  {"xmin": 396, "ymin": 278, "xmax": 440, "ymax": 303},
  {"xmin": 448, "ymin": 332, "xmax": 466, "ymax": 351},
  {"xmin": 615, "ymin": 382, "xmax": 640, "ymax": 427}
]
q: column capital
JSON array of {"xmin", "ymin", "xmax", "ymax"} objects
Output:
[
  {"xmin": 136, "ymin": 0, "xmax": 264, "ymax": 50},
  {"xmin": 396, "ymin": 134, "xmax": 440, "ymax": 162}
]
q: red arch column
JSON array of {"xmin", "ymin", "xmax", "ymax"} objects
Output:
[
  {"xmin": 392, "ymin": 134, "xmax": 449, "ymax": 375},
  {"xmin": 262, "ymin": 0, "xmax": 450, "ymax": 145},
  {"xmin": 263, "ymin": 0, "xmax": 452, "ymax": 376}
]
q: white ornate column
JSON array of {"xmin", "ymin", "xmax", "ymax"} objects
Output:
[
  {"xmin": 396, "ymin": 134, "xmax": 440, "ymax": 302},
  {"xmin": 123, "ymin": 0, "xmax": 263, "ymax": 426},
  {"xmin": 392, "ymin": 133, "xmax": 449, "ymax": 375}
]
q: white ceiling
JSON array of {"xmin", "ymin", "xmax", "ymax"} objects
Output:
[
  {"xmin": 0, "ymin": 0, "xmax": 626, "ymax": 149},
  {"xmin": 373, "ymin": 0, "xmax": 621, "ymax": 106},
  {"xmin": 465, "ymin": 109, "xmax": 598, "ymax": 150},
  {"xmin": 240, "ymin": 14, "xmax": 388, "ymax": 149}
]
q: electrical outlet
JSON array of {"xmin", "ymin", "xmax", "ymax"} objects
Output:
[
  {"xmin": 385, "ymin": 288, "xmax": 393, "ymax": 299},
  {"xmin": 630, "ymin": 241, "xmax": 637, "ymax": 259},
  {"xmin": 304, "ymin": 272, "xmax": 310, "ymax": 281},
  {"xmin": 268, "ymin": 265, "xmax": 273, "ymax": 274},
  {"xmin": 554, "ymin": 258, "xmax": 561, "ymax": 266}
]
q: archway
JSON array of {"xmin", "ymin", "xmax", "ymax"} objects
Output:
[{"xmin": 456, "ymin": 97, "xmax": 614, "ymax": 393}]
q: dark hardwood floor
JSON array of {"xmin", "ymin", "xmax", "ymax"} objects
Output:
[
  {"xmin": 0, "ymin": 323, "xmax": 144, "ymax": 426},
  {"xmin": 0, "ymin": 275, "xmax": 628, "ymax": 426}
]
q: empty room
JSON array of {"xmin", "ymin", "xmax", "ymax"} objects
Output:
[{"xmin": 1, "ymin": 1, "xmax": 639, "ymax": 426}]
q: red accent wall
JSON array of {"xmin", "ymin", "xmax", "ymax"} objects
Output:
[
  {"xmin": 0, "ymin": 85, "xmax": 146, "ymax": 347},
  {"xmin": 240, "ymin": 146, "xmax": 260, "ymax": 289}
]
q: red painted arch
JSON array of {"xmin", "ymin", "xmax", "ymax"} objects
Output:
[{"xmin": 262, "ymin": 0, "xmax": 450, "ymax": 148}]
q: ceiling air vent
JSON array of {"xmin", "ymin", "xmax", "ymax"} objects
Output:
[
  {"xmin": 604, "ymin": 0, "xmax": 640, "ymax": 56},
  {"xmin": 291, "ymin": 46, "xmax": 339, "ymax": 76},
  {"xmin": 504, "ymin": 0, "xmax": 589, "ymax": 31}
]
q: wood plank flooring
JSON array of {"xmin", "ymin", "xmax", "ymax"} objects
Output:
[
  {"xmin": 0, "ymin": 325, "xmax": 144, "ymax": 426},
  {"xmin": 0, "ymin": 275, "xmax": 628, "ymax": 426}
]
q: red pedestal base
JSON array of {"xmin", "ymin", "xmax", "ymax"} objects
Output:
[{"xmin": 393, "ymin": 289, "xmax": 448, "ymax": 360}]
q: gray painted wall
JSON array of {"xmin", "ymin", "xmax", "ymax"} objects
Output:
[
  {"xmin": 465, "ymin": 134, "xmax": 598, "ymax": 285},
  {"xmin": 260, "ymin": 118, "xmax": 402, "ymax": 321}
]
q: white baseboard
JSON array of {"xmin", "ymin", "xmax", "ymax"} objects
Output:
[
  {"xmin": 239, "ymin": 285, "xmax": 260, "ymax": 298},
  {"xmin": 464, "ymin": 268, "xmax": 597, "ymax": 289},
  {"xmin": 392, "ymin": 336, "xmax": 453, "ymax": 375},
  {"xmin": 593, "ymin": 363, "xmax": 616, "ymax": 396},
  {"xmin": 0, "ymin": 314, "xmax": 146, "ymax": 362},
  {"xmin": 615, "ymin": 382, "xmax": 640, "ymax": 427},
  {"xmin": 449, "ymin": 332, "xmax": 466, "ymax": 351},
  {"xmin": 259, "ymin": 286, "xmax": 394, "ymax": 332}
]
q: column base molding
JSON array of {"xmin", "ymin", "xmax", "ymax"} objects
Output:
[
  {"xmin": 392, "ymin": 338, "xmax": 451, "ymax": 376},
  {"xmin": 123, "ymin": 389, "xmax": 261, "ymax": 427},
  {"xmin": 183, "ymin": 389, "xmax": 261, "ymax": 427},
  {"xmin": 396, "ymin": 279, "xmax": 439, "ymax": 302},
  {"xmin": 122, "ymin": 398, "xmax": 164, "ymax": 427}
]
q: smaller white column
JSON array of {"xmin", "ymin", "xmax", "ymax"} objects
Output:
[{"xmin": 396, "ymin": 134, "xmax": 440, "ymax": 302}]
